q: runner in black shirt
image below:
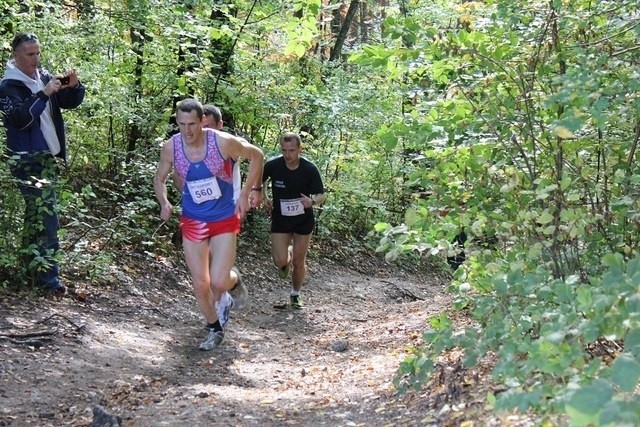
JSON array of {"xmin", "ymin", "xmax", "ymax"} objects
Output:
[{"xmin": 261, "ymin": 132, "xmax": 325, "ymax": 308}]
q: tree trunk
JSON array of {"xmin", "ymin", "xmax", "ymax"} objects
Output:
[
  {"xmin": 359, "ymin": 0, "xmax": 368, "ymax": 43},
  {"xmin": 210, "ymin": 2, "xmax": 235, "ymax": 93},
  {"xmin": 126, "ymin": 27, "xmax": 144, "ymax": 162},
  {"xmin": 329, "ymin": 0, "xmax": 358, "ymax": 61}
]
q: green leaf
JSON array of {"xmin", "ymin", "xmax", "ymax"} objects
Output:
[
  {"xmin": 598, "ymin": 400, "xmax": 622, "ymax": 426},
  {"xmin": 293, "ymin": 43, "xmax": 306, "ymax": 58},
  {"xmin": 487, "ymin": 392, "xmax": 496, "ymax": 409},
  {"xmin": 385, "ymin": 248, "xmax": 399, "ymax": 262},
  {"xmin": 610, "ymin": 354, "xmax": 640, "ymax": 393},
  {"xmin": 565, "ymin": 379, "xmax": 613, "ymax": 426},
  {"xmin": 575, "ymin": 285, "xmax": 593, "ymax": 312},
  {"xmin": 554, "ymin": 125, "xmax": 573, "ymax": 139},
  {"xmin": 429, "ymin": 312, "xmax": 452, "ymax": 332},
  {"xmin": 537, "ymin": 212, "xmax": 554, "ymax": 225},
  {"xmin": 602, "ymin": 253, "xmax": 625, "ymax": 270},
  {"xmin": 373, "ymin": 222, "xmax": 390, "ymax": 232},
  {"xmin": 625, "ymin": 329, "xmax": 640, "ymax": 359},
  {"xmin": 385, "ymin": 135, "xmax": 398, "ymax": 150}
]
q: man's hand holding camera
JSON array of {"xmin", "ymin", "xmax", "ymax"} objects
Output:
[
  {"xmin": 58, "ymin": 68, "xmax": 78, "ymax": 87},
  {"xmin": 44, "ymin": 68, "xmax": 79, "ymax": 96}
]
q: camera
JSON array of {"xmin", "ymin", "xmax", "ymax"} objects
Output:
[{"xmin": 58, "ymin": 75, "xmax": 70, "ymax": 85}]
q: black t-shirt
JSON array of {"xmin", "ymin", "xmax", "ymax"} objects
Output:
[{"xmin": 262, "ymin": 156, "xmax": 324, "ymax": 224}]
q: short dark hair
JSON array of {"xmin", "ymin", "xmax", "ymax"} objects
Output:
[
  {"xmin": 203, "ymin": 104, "xmax": 222, "ymax": 124},
  {"xmin": 176, "ymin": 98, "xmax": 203, "ymax": 119},
  {"xmin": 281, "ymin": 132, "xmax": 302, "ymax": 146},
  {"xmin": 11, "ymin": 32, "xmax": 38, "ymax": 52}
]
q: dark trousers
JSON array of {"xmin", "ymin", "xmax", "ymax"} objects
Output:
[
  {"xmin": 447, "ymin": 230, "xmax": 467, "ymax": 270},
  {"xmin": 11, "ymin": 154, "xmax": 61, "ymax": 289}
]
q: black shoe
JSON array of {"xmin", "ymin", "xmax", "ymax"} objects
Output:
[{"xmin": 41, "ymin": 284, "xmax": 66, "ymax": 300}]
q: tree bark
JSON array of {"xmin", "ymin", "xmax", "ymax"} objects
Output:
[
  {"xmin": 329, "ymin": 0, "xmax": 359, "ymax": 62},
  {"xmin": 126, "ymin": 27, "xmax": 144, "ymax": 161}
]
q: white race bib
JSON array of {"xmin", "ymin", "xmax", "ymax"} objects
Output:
[
  {"xmin": 280, "ymin": 198, "xmax": 305, "ymax": 216},
  {"xmin": 187, "ymin": 177, "xmax": 221, "ymax": 204}
]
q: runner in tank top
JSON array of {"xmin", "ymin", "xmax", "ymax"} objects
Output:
[
  {"xmin": 170, "ymin": 104, "xmax": 243, "ymax": 246},
  {"xmin": 154, "ymin": 98, "xmax": 264, "ymax": 350}
]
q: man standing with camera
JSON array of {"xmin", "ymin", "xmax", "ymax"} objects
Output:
[{"xmin": 0, "ymin": 32, "xmax": 85, "ymax": 297}]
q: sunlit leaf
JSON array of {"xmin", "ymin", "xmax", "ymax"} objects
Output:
[{"xmin": 554, "ymin": 126, "xmax": 574, "ymax": 139}]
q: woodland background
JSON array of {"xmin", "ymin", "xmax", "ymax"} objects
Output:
[{"xmin": 0, "ymin": 0, "xmax": 639, "ymax": 425}]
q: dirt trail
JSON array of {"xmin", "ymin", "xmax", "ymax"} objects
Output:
[{"xmin": 0, "ymin": 236, "xmax": 481, "ymax": 426}]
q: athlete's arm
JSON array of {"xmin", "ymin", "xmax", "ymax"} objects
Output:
[
  {"xmin": 301, "ymin": 162, "xmax": 326, "ymax": 208},
  {"xmin": 221, "ymin": 133, "xmax": 264, "ymax": 217},
  {"xmin": 154, "ymin": 140, "xmax": 175, "ymax": 221},
  {"xmin": 261, "ymin": 161, "xmax": 273, "ymax": 211}
]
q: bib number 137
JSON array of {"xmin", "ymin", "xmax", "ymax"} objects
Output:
[{"xmin": 280, "ymin": 199, "xmax": 304, "ymax": 216}]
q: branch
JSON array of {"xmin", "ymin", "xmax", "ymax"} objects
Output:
[
  {"xmin": 626, "ymin": 119, "xmax": 640, "ymax": 167},
  {"xmin": 36, "ymin": 312, "xmax": 85, "ymax": 331},
  {"xmin": 572, "ymin": 20, "xmax": 640, "ymax": 48},
  {"xmin": 611, "ymin": 45, "xmax": 640, "ymax": 58},
  {"xmin": 0, "ymin": 337, "xmax": 52, "ymax": 347},
  {"xmin": 0, "ymin": 330, "xmax": 56, "ymax": 339}
]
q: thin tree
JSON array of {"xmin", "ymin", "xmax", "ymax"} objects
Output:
[{"xmin": 329, "ymin": 0, "xmax": 359, "ymax": 61}]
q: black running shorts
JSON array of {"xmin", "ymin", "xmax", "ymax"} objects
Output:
[{"xmin": 271, "ymin": 215, "xmax": 315, "ymax": 235}]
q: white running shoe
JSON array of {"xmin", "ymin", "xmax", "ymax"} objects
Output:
[
  {"xmin": 215, "ymin": 291, "xmax": 234, "ymax": 327},
  {"xmin": 199, "ymin": 329, "xmax": 225, "ymax": 350}
]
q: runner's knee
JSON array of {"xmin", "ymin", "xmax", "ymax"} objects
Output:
[
  {"xmin": 292, "ymin": 256, "xmax": 306, "ymax": 271},
  {"xmin": 192, "ymin": 277, "xmax": 210, "ymax": 296},
  {"xmin": 209, "ymin": 272, "xmax": 231, "ymax": 292}
]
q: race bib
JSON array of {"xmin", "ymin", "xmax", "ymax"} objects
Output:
[
  {"xmin": 280, "ymin": 198, "xmax": 305, "ymax": 216},
  {"xmin": 187, "ymin": 177, "xmax": 221, "ymax": 204}
]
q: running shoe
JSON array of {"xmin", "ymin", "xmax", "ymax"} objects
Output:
[
  {"xmin": 215, "ymin": 292, "xmax": 234, "ymax": 327},
  {"xmin": 290, "ymin": 294, "xmax": 303, "ymax": 309},
  {"xmin": 199, "ymin": 328, "xmax": 225, "ymax": 350},
  {"xmin": 229, "ymin": 266, "xmax": 248, "ymax": 310}
]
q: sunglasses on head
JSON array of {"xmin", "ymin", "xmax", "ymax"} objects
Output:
[{"xmin": 11, "ymin": 32, "xmax": 38, "ymax": 51}]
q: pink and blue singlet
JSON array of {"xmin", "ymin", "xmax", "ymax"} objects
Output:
[{"xmin": 173, "ymin": 130, "xmax": 240, "ymax": 241}]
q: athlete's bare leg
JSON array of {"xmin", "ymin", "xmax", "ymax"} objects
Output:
[
  {"xmin": 182, "ymin": 232, "xmax": 238, "ymax": 324},
  {"xmin": 271, "ymin": 232, "xmax": 292, "ymax": 270},
  {"xmin": 208, "ymin": 232, "xmax": 239, "ymax": 294},
  {"xmin": 291, "ymin": 233, "xmax": 311, "ymax": 292},
  {"xmin": 182, "ymin": 238, "xmax": 217, "ymax": 324}
]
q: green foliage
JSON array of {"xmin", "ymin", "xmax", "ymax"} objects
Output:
[
  {"xmin": 3, "ymin": 2, "xmax": 639, "ymax": 423},
  {"xmin": 344, "ymin": 0, "xmax": 640, "ymax": 423},
  {"xmin": 0, "ymin": 166, "xmax": 25, "ymax": 288},
  {"xmin": 396, "ymin": 254, "xmax": 640, "ymax": 425}
]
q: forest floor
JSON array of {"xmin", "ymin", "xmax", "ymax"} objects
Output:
[{"xmin": 0, "ymin": 222, "xmax": 535, "ymax": 426}]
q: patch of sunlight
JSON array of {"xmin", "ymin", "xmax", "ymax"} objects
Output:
[{"xmin": 86, "ymin": 322, "xmax": 172, "ymax": 364}]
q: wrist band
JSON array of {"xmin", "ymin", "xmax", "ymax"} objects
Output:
[{"xmin": 251, "ymin": 187, "xmax": 263, "ymax": 191}]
